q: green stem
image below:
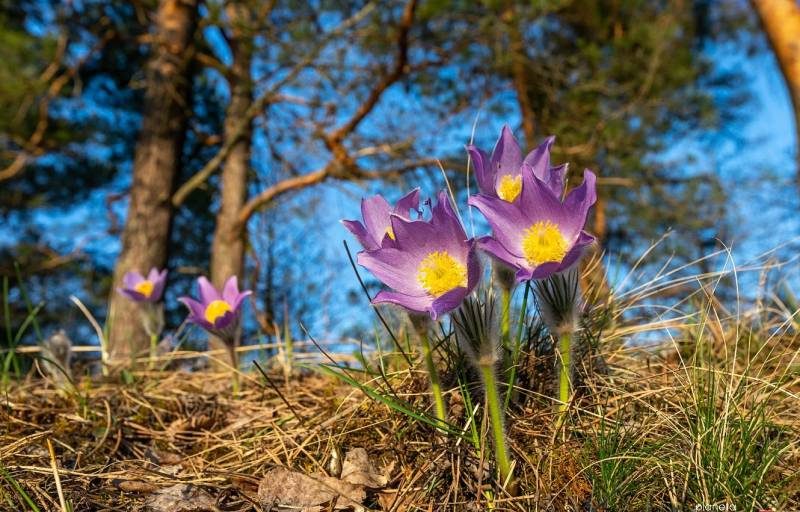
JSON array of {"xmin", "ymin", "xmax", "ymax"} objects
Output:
[
  {"xmin": 229, "ymin": 344, "xmax": 240, "ymax": 398},
  {"xmin": 558, "ymin": 331, "xmax": 571, "ymax": 416},
  {"xmin": 149, "ymin": 334, "xmax": 158, "ymax": 370},
  {"xmin": 482, "ymin": 364, "xmax": 513, "ymax": 486},
  {"xmin": 504, "ymin": 282, "xmax": 530, "ymax": 408},
  {"xmin": 419, "ymin": 333, "xmax": 447, "ymax": 423},
  {"xmin": 500, "ymin": 287, "xmax": 511, "ymax": 343}
]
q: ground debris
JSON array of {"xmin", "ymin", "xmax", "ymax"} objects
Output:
[
  {"xmin": 257, "ymin": 448, "xmax": 387, "ymax": 511},
  {"xmin": 144, "ymin": 483, "xmax": 217, "ymax": 512},
  {"xmin": 257, "ymin": 466, "xmax": 366, "ymax": 511}
]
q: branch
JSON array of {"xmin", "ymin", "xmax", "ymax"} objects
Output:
[
  {"xmin": 171, "ymin": 2, "xmax": 377, "ymax": 206},
  {"xmin": 236, "ymin": 0, "xmax": 419, "ymax": 224},
  {"xmin": 236, "ymin": 157, "xmax": 433, "ymax": 225}
]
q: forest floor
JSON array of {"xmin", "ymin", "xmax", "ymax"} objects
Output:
[{"xmin": 2, "ymin": 326, "xmax": 799, "ymax": 512}]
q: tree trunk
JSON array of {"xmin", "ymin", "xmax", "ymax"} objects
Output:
[
  {"xmin": 502, "ymin": 5, "xmax": 536, "ymax": 145},
  {"xmin": 209, "ymin": 2, "xmax": 254, "ymax": 368},
  {"xmin": 752, "ymin": 0, "xmax": 800, "ymax": 177},
  {"xmin": 107, "ymin": 0, "xmax": 198, "ymax": 366}
]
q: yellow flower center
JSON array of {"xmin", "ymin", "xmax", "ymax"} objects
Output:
[
  {"xmin": 521, "ymin": 221, "xmax": 568, "ymax": 266},
  {"xmin": 385, "ymin": 226, "xmax": 396, "ymax": 240},
  {"xmin": 496, "ymin": 174, "xmax": 523, "ymax": 202},
  {"xmin": 417, "ymin": 251, "xmax": 468, "ymax": 297},
  {"xmin": 204, "ymin": 299, "xmax": 232, "ymax": 324},
  {"xmin": 133, "ymin": 280, "xmax": 154, "ymax": 298}
]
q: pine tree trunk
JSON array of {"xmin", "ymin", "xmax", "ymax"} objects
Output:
[
  {"xmin": 107, "ymin": 0, "xmax": 198, "ymax": 366},
  {"xmin": 209, "ymin": 2, "xmax": 254, "ymax": 368},
  {"xmin": 752, "ymin": 0, "xmax": 800, "ymax": 179},
  {"xmin": 503, "ymin": 5, "xmax": 536, "ymax": 145}
]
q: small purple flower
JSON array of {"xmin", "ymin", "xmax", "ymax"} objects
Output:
[
  {"xmin": 342, "ymin": 188, "xmax": 421, "ymax": 251},
  {"xmin": 468, "ymin": 166, "xmax": 597, "ymax": 282},
  {"xmin": 118, "ymin": 268, "xmax": 167, "ymax": 303},
  {"xmin": 356, "ymin": 191, "xmax": 481, "ymax": 320},
  {"xmin": 466, "ymin": 125, "xmax": 567, "ymax": 202},
  {"xmin": 179, "ymin": 276, "xmax": 252, "ymax": 342}
]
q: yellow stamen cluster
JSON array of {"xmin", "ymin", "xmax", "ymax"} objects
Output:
[
  {"xmin": 204, "ymin": 299, "xmax": 233, "ymax": 324},
  {"xmin": 496, "ymin": 174, "xmax": 523, "ymax": 202},
  {"xmin": 134, "ymin": 280, "xmax": 154, "ymax": 298},
  {"xmin": 417, "ymin": 251, "xmax": 468, "ymax": 297},
  {"xmin": 385, "ymin": 226, "xmax": 396, "ymax": 240},
  {"xmin": 521, "ymin": 220, "xmax": 568, "ymax": 266}
]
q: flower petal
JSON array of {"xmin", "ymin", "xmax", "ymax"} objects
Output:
[
  {"xmin": 361, "ymin": 195, "xmax": 393, "ymax": 247},
  {"xmin": 357, "ymin": 248, "xmax": 425, "ymax": 296},
  {"xmin": 122, "ymin": 271, "xmax": 144, "ymax": 289},
  {"xmin": 372, "ymin": 290, "xmax": 432, "ymax": 314},
  {"xmin": 222, "ymin": 276, "xmax": 240, "ymax": 304},
  {"xmin": 559, "ymin": 169, "xmax": 597, "ymax": 239},
  {"xmin": 466, "ymin": 145, "xmax": 493, "ymax": 195},
  {"xmin": 430, "ymin": 287, "xmax": 468, "ymax": 320},
  {"xmin": 179, "ymin": 296, "xmax": 214, "ymax": 330},
  {"xmin": 491, "ymin": 124, "xmax": 523, "ymax": 177},
  {"xmin": 197, "ymin": 276, "xmax": 220, "ymax": 305},
  {"xmin": 522, "ymin": 135, "xmax": 555, "ymax": 181},
  {"xmin": 341, "ymin": 219, "xmax": 379, "ymax": 251},
  {"xmin": 468, "ymin": 194, "xmax": 528, "ymax": 258},
  {"xmin": 394, "ymin": 188, "xmax": 421, "ymax": 218},
  {"xmin": 476, "ymin": 236, "xmax": 529, "ymax": 273}
]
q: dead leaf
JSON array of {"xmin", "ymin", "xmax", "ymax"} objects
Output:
[
  {"xmin": 144, "ymin": 484, "xmax": 216, "ymax": 512},
  {"xmin": 257, "ymin": 467, "xmax": 365, "ymax": 511},
  {"xmin": 340, "ymin": 448, "xmax": 388, "ymax": 488}
]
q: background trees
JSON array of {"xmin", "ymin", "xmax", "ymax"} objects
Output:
[{"xmin": 0, "ymin": 0, "xmax": 794, "ymax": 357}]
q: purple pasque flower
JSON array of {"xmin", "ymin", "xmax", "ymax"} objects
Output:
[
  {"xmin": 466, "ymin": 125, "xmax": 567, "ymax": 203},
  {"xmin": 118, "ymin": 268, "xmax": 167, "ymax": 303},
  {"xmin": 468, "ymin": 166, "xmax": 597, "ymax": 283},
  {"xmin": 357, "ymin": 191, "xmax": 481, "ymax": 320},
  {"xmin": 342, "ymin": 188, "xmax": 421, "ymax": 251},
  {"xmin": 179, "ymin": 276, "xmax": 252, "ymax": 342}
]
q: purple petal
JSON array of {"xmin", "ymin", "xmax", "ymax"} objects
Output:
[
  {"xmin": 556, "ymin": 230, "xmax": 595, "ymax": 272},
  {"xmin": 372, "ymin": 290, "xmax": 432, "ymax": 314},
  {"xmin": 476, "ymin": 236, "xmax": 529, "ymax": 273},
  {"xmin": 430, "ymin": 287, "xmax": 469, "ymax": 320},
  {"xmin": 545, "ymin": 163, "xmax": 568, "ymax": 199},
  {"xmin": 197, "ymin": 276, "xmax": 220, "ymax": 305},
  {"xmin": 466, "ymin": 145, "xmax": 493, "ymax": 195},
  {"xmin": 468, "ymin": 194, "xmax": 528, "ymax": 258},
  {"xmin": 465, "ymin": 242, "xmax": 482, "ymax": 293},
  {"xmin": 361, "ymin": 195, "xmax": 393, "ymax": 247},
  {"xmin": 179, "ymin": 296, "xmax": 214, "ymax": 330},
  {"xmin": 491, "ymin": 125, "xmax": 523, "ymax": 178},
  {"xmin": 213, "ymin": 309, "xmax": 237, "ymax": 330},
  {"xmin": 429, "ymin": 191, "xmax": 469, "ymax": 253},
  {"xmin": 221, "ymin": 276, "xmax": 240, "ymax": 304},
  {"xmin": 522, "ymin": 135, "xmax": 555, "ymax": 181},
  {"xmin": 394, "ymin": 188, "xmax": 421, "ymax": 218},
  {"xmin": 358, "ymin": 248, "xmax": 425, "ymax": 296},
  {"xmin": 518, "ymin": 166, "xmax": 571, "ymax": 227},
  {"xmin": 118, "ymin": 287, "xmax": 147, "ymax": 302},
  {"xmin": 559, "ymin": 169, "xmax": 597, "ymax": 238},
  {"xmin": 150, "ymin": 269, "xmax": 167, "ymax": 302},
  {"xmin": 341, "ymin": 219, "xmax": 379, "ymax": 251},
  {"xmin": 122, "ymin": 271, "xmax": 144, "ymax": 289},
  {"xmin": 230, "ymin": 290, "xmax": 253, "ymax": 312}
]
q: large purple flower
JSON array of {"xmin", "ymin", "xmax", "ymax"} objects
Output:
[
  {"xmin": 342, "ymin": 188, "xmax": 420, "ymax": 251},
  {"xmin": 118, "ymin": 268, "xmax": 167, "ymax": 303},
  {"xmin": 179, "ymin": 276, "xmax": 252, "ymax": 342},
  {"xmin": 468, "ymin": 167, "xmax": 597, "ymax": 282},
  {"xmin": 466, "ymin": 125, "xmax": 567, "ymax": 202},
  {"xmin": 357, "ymin": 191, "xmax": 481, "ymax": 320}
]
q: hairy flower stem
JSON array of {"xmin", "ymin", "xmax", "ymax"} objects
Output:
[
  {"xmin": 149, "ymin": 334, "xmax": 158, "ymax": 370},
  {"xmin": 500, "ymin": 287, "xmax": 511, "ymax": 342},
  {"xmin": 420, "ymin": 333, "xmax": 447, "ymax": 423},
  {"xmin": 481, "ymin": 363, "xmax": 513, "ymax": 487},
  {"xmin": 228, "ymin": 344, "xmax": 240, "ymax": 398},
  {"xmin": 556, "ymin": 331, "xmax": 572, "ymax": 425}
]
